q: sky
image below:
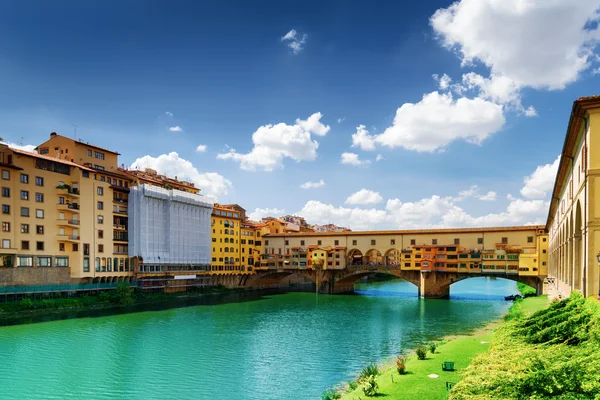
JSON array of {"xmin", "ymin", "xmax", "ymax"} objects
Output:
[{"xmin": 1, "ymin": 0, "xmax": 599, "ymax": 230}]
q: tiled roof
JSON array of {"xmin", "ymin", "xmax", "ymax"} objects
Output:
[{"xmin": 10, "ymin": 147, "xmax": 94, "ymax": 171}]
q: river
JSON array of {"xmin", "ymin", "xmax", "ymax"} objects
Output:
[{"xmin": 0, "ymin": 277, "xmax": 516, "ymax": 399}]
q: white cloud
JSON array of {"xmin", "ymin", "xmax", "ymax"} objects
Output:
[
  {"xmin": 297, "ymin": 200, "xmax": 390, "ymax": 231},
  {"xmin": 373, "ymin": 91, "xmax": 505, "ymax": 152},
  {"xmin": 169, "ymin": 126, "xmax": 183, "ymax": 132},
  {"xmin": 431, "ymin": 0, "xmax": 600, "ymax": 90},
  {"xmin": 248, "ymin": 207, "xmax": 285, "ymax": 221},
  {"xmin": 524, "ymin": 106, "xmax": 537, "ymax": 117},
  {"xmin": 433, "ymin": 73, "xmax": 453, "ymax": 90},
  {"xmin": 376, "ymin": 154, "xmax": 384, "ymax": 162},
  {"xmin": 196, "ymin": 144, "xmax": 207, "ymax": 152},
  {"xmin": 165, "ymin": 111, "xmax": 173, "ymax": 116},
  {"xmin": 281, "ymin": 29, "xmax": 307, "ymax": 54},
  {"xmin": 217, "ymin": 112, "xmax": 330, "ymax": 171},
  {"xmin": 520, "ymin": 155, "xmax": 561, "ymax": 199},
  {"xmin": 345, "ymin": 189, "xmax": 383, "ymax": 205},
  {"xmin": 337, "ymin": 117, "xmax": 345, "ymax": 123},
  {"xmin": 458, "ymin": 72, "xmax": 522, "ymax": 106},
  {"xmin": 130, "ymin": 152, "xmax": 233, "ymax": 199},
  {"xmin": 479, "ymin": 191, "xmax": 497, "ymax": 201},
  {"xmin": 300, "ymin": 179, "xmax": 325, "ymax": 189},
  {"xmin": 457, "ymin": 185, "xmax": 479, "ymax": 200},
  {"xmin": 351, "ymin": 125, "xmax": 377, "ymax": 151},
  {"xmin": 3, "ymin": 141, "xmax": 37, "ymax": 152},
  {"xmin": 340, "ymin": 152, "xmax": 371, "ymax": 166}
]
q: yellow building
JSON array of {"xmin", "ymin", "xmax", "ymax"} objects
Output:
[
  {"xmin": 211, "ymin": 204, "xmax": 243, "ymax": 273},
  {"xmin": 241, "ymin": 221, "xmax": 268, "ymax": 272},
  {"xmin": 547, "ymin": 95, "xmax": 600, "ymax": 298}
]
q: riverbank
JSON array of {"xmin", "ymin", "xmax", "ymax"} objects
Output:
[{"xmin": 337, "ymin": 296, "xmax": 549, "ymax": 400}]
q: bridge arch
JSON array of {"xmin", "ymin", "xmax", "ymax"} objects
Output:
[
  {"xmin": 365, "ymin": 249, "xmax": 383, "ymax": 265},
  {"xmin": 384, "ymin": 249, "xmax": 401, "ymax": 266},
  {"xmin": 347, "ymin": 249, "xmax": 363, "ymax": 266}
]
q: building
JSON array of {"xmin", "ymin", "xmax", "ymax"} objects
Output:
[
  {"xmin": 262, "ymin": 226, "xmax": 548, "ymax": 276},
  {"xmin": 313, "ymin": 223, "xmax": 351, "ymax": 233},
  {"xmin": 547, "ymin": 95, "xmax": 600, "ymax": 298},
  {"xmin": 122, "ymin": 168, "xmax": 199, "ymax": 194},
  {"xmin": 129, "ymin": 184, "xmax": 213, "ymax": 290},
  {"xmin": 211, "ymin": 203, "xmax": 244, "ymax": 273},
  {"xmin": 240, "ymin": 220, "xmax": 268, "ymax": 271}
]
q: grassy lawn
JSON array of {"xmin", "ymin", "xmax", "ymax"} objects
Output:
[{"xmin": 340, "ymin": 296, "xmax": 549, "ymax": 400}]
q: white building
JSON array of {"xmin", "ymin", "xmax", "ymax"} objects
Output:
[{"xmin": 128, "ymin": 184, "xmax": 213, "ymax": 266}]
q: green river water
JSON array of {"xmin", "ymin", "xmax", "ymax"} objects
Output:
[{"xmin": 0, "ymin": 278, "xmax": 516, "ymax": 399}]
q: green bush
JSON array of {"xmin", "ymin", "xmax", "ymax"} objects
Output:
[
  {"xmin": 362, "ymin": 375, "xmax": 378, "ymax": 397},
  {"xmin": 20, "ymin": 298, "xmax": 34, "ymax": 310},
  {"xmin": 429, "ymin": 342, "xmax": 437, "ymax": 354},
  {"xmin": 347, "ymin": 380, "xmax": 358, "ymax": 391},
  {"xmin": 112, "ymin": 282, "xmax": 135, "ymax": 305},
  {"xmin": 358, "ymin": 364, "xmax": 379, "ymax": 382},
  {"xmin": 98, "ymin": 291, "xmax": 111, "ymax": 303},
  {"xmin": 321, "ymin": 389, "xmax": 341, "ymax": 400},
  {"xmin": 396, "ymin": 355, "xmax": 407, "ymax": 374},
  {"xmin": 416, "ymin": 344, "xmax": 427, "ymax": 360}
]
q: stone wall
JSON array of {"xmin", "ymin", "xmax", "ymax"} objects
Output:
[{"xmin": 0, "ymin": 267, "xmax": 72, "ymax": 287}]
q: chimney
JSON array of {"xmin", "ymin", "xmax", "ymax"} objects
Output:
[{"xmin": 50, "ymin": 132, "xmax": 57, "ymax": 137}]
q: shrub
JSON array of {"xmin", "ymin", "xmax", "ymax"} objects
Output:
[
  {"xmin": 396, "ymin": 355, "xmax": 407, "ymax": 374},
  {"xmin": 98, "ymin": 291, "xmax": 111, "ymax": 303},
  {"xmin": 429, "ymin": 342, "xmax": 437, "ymax": 354},
  {"xmin": 416, "ymin": 344, "xmax": 427, "ymax": 360},
  {"xmin": 20, "ymin": 298, "xmax": 34, "ymax": 310},
  {"xmin": 321, "ymin": 389, "xmax": 341, "ymax": 400},
  {"xmin": 347, "ymin": 380, "xmax": 358, "ymax": 391},
  {"xmin": 358, "ymin": 364, "xmax": 379, "ymax": 382},
  {"xmin": 113, "ymin": 282, "xmax": 135, "ymax": 305},
  {"xmin": 362, "ymin": 375, "xmax": 378, "ymax": 397}
]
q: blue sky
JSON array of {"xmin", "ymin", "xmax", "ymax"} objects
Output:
[{"xmin": 1, "ymin": 0, "xmax": 599, "ymax": 229}]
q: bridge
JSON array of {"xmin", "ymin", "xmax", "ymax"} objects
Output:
[{"xmin": 249, "ymin": 263, "xmax": 544, "ymax": 298}]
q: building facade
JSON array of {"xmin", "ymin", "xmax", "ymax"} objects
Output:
[{"xmin": 547, "ymin": 95, "xmax": 600, "ymax": 298}]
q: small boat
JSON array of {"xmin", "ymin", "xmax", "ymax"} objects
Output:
[{"xmin": 504, "ymin": 294, "xmax": 523, "ymax": 301}]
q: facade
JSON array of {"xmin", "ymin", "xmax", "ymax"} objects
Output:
[
  {"xmin": 547, "ymin": 95, "xmax": 600, "ymax": 298},
  {"xmin": 211, "ymin": 204, "xmax": 243, "ymax": 273},
  {"xmin": 262, "ymin": 226, "xmax": 548, "ymax": 278}
]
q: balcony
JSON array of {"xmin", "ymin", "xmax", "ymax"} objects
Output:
[
  {"xmin": 113, "ymin": 234, "xmax": 128, "ymax": 242},
  {"xmin": 113, "ymin": 197, "xmax": 128, "ymax": 204},
  {"xmin": 113, "ymin": 224, "xmax": 128, "ymax": 231},
  {"xmin": 56, "ymin": 185, "xmax": 80, "ymax": 198},
  {"xmin": 57, "ymin": 219, "xmax": 80, "ymax": 226},
  {"xmin": 113, "ymin": 206, "xmax": 128, "ymax": 215},
  {"xmin": 57, "ymin": 234, "xmax": 80, "ymax": 242},
  {"xmin": 57, "ymin": 203, "xmax": 80, "ymax": 213}
]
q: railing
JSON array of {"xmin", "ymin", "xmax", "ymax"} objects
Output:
[
  {"xmin": 58, "ymin": 235, "xmax": 80, "ymax": 240},
  {"xmin": 0, "ymin": 282, "xmax": 136, "ymax": 295},
  {"xmin": 113, "ymin": 206, "xmax": 128, "ymax": 214},
  {"xmin": 113, "ymin": 198, "xmax": 128, "ymax": 203}
]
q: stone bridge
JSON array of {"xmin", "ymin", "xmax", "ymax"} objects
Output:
[{"xmin": 249, "ymin": 265, "xmax": 544, "ymax": 298}]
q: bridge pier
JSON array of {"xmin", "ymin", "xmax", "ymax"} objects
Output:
[{"xmin": 419, "ymin": 272, "xmax": 452, "ymax": 299}]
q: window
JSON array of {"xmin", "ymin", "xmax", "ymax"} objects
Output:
[
  {"xmin": 454, "ymin": 238, "xmax": 460, "ymax": 245},
  {"xmin": 478, "ymin": 238, "xmax": 483, "ymax": 244},
  {"xmin": 543, "ymin": 237, "xmax": 547, "ymax": 242},
  {"xmin": 527, "ymin": 236, "xmax": 534, "ymax": 243},
  {"xmin": 318, "ymin": 240, "xmax": 322, "ymax": 246},
  {"xmin": 107, "ymin": 258, "xmax": 112, "ymax": 272},
  {"xmin": 59, "ymin": 243, "xmax": 65, "ymax": 251},
  {"xmin": 410, "ymin": 239, "xmax": 416, "ymax": 246},
  {"xmin": 1, "ymin": 222, "xmax": 9, "ymax": 232},
  {"xmin": 97, "ymin": 187, "xmax": 104, "ymax": 195},
  {"xmin": 21, "ymin": 190, "xmax": 29, "ymax": 200},
  {"xmin": 1, "ymin": 187, "xmax": 9, "ymax": 197},
  {"xmin": 2, "ymin": 205, "xmax": 9, "ymax": 214},
  {"xmin": 20, "ymin": 174, "xmax": 28, "ymax": 184},
  {"xmin": 36, "ymin": 241, "xmax": 44, "ymax": 251},
  {"xmin": 35, "ymin": 193, "xmax": 44, "ymax": 202},
  {"xmin": 97, "ymin": 201, "xmax": 103, "ymax": 210},
  {"xmin": 83, "ymin": 257, "xmax": 90, "ymax": 272},
  {"xmin": 36, "ymin": 209, "xmax": 44, "ymax": 218},
  {"xmin": 98, "ymin": 244, "xmax": 104, "ymax": 253},
  {"xmin": 502, "ymin": 237, "xmax": 508, "ymax": 244},
  {"xmin": 36, "ymin": 225, "xmax": 44, "ymax": 234},
  {"xmin": 88, "ymin": 150, "xmax": 92, "ymax": 156},
  {"xmin": 17, "ymin": 256, "xmax": 33, "ymax": 267},
  {"xmin": 56, "ymin": 257, "xmax": 69, "ymax": 267},
  {"xmin": 82, "ymin": 170, "xmax": 89, "ymax": 178},
  {"xmin": 300, "ymin": 240, "xmax": 305, "ymax": 246},
  {"xmin": 98, "ymin": 215, "xmax": 104, "ymax": 224},
  {"xmin": 21, "ymin": 207, "xmax": 30, "ymax": 217},
  {"xmin": 432, "ymin": 239, "xmax": 438, "ymax": 245},
  {"xmin": 94, "ymin": 151, "xmax": 105, "ymax": 160},
  {"xmin": 542, "ymin": 249, "xmax": 547, "ymax": 254},
  {"xmin": 352, "ymin": 240, "xmax": 357, "ymax": 246},
  {"xmin": 2, "ymin": 239, "xmax": 10, "ymax": 249},
  {"xmin": 1, "ymin": 170, "xmax": 9, "ymax": 180},
  {"xmin": 21, "ymin": 241, "xmax": 29, "ymax": 250},
  {"xmin": 84, "ymin": 243, "xmax": 90, "ymax": 256},
  {"xmin": 35, "ymin": 176, "xmax": 44, "ymax": 186},
  {"xmin": 98, "ymin": 230, "xmax": 103, "ymax": 239},
  {"xmin": 37, "ymin": 256, "xmax": 52, "ymax": 267},
  {"xmin": 390, "ymin": 239, "xmax": 395, "ymax": 245},
  {"xmin": 21, "ymin": 224, "xmax": 29, "ymax": 233},
  {"xmin": 95, "ymin": 257, "xmax": 100, "ymax": 272}
]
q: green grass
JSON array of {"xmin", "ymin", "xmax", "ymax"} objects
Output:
[{"xmin": 340, "ymin": 296, "xmax": 549, "ymax": 400}]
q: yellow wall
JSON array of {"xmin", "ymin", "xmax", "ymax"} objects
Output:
[{"xmin": 211, "ymin": 208, "xmax": 242, "ymax": 273}]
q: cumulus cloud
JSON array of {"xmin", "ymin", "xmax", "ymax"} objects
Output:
[
  {"xmin": 337, "ymin": 117, "xmax": 345, "ymax": 123},
  {"xmin": 351, "ymin": 125, "xmax": 376, "ymax": 151},
  {"xmin": 165, "ymin": 111, "xmax": 173, "ymax": 116},
  {"xmin": 340, "ymin": 152, "xmax": 371, "ymax": 166},
  {"xmin": 345, "ymin": 189, "xmax": 383, "ymax": 205},
  {"xmin": 3, "ymin": 141, "xmax": 37, "ymax": 152},
  {"xmin": 372, "ymin": 91, "xmax": 505, "ymax": 152},
  {"xmin": 169, "ymin": 126, "xmax": 183, "ymax": 132},
  {"xmin": 217, "ymin": 112, "xmax": 330, "ymax": 171},
  {"xmin": 300, "ymin": 179, "xmax": 325, "ymax": 189},
  {"xmin": 524, "ymin": 106, "xmax": 538, "ymax": 117},
  {"xmin": 430, "ymin": 0, "xmax": 600, "ymax": 90},
  {"xmin": 130, "ymin": 152, "xmax": 233, "ymax": 199},
  {"xmin": 248, "ymin": 207, "xmax": 285, "ymax": 221},
  {"xmin": 433, "ymin": 73, "xmax": 453, "ymax": 90},
  {"xmin": 479, "ymin": 191, "xmax": 497, "ymax": 201},
  {"xmin": 520, "ymin": 155, "xmax": 561, "ymax": 199},
  {"xmin": 281, "ymin": 29, "xmax": 307, "ymax": 54},
  {"xmin": 297, "ymin": 200, "xmax": 390, "ymax": 231},
  {"xmin": 376, "ymin": 154, "xmax": 384, "ymax": 162},
  {"xmin": 196, "ymin": 144, "xmax": 207, "ymax": 152}
]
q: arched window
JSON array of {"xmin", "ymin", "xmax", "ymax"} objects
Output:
[
  {"xmin": 224, "ymin": 229, "xmax": 229, "ymax": 234},
  {"xmin": 107, "ymin": 257, "xmax": 112, "ymax": 272},
  {"xmin": 95, "ymin": 257, "xmax": 101, "ymax": 272},
  {"xmin": 230, "ymin": 247, "xmax": 234, "ymax": 253},
  {"xmin": 224, "ymin": 248, "xmax": 229, "ymax": 252}
]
